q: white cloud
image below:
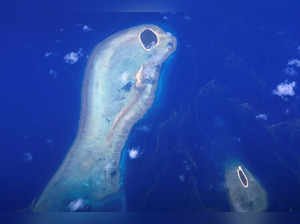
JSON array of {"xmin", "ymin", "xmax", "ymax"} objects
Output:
[
  {"xmin": 49, "ymin": 69, "xmax": 57, "ymax": 78},
  {"xmin": 273, "ymin": 81, "xmax": 296, "ymax": 97},
  {"xmin": 162, "ymin": 15, "xmax": 168, "ymax": 20},
  {"xmin": 284, "ymin": 66, "xmax": 298, "ymax": 76},
  {"xmin": 82, "ymin": 25, "xmax": 93, "ymax": 32},
  {"xmin": 183, "ymin": 160, "xmax": 191, "ymax": 171},
  {"xmin": 184, "ymin": 15, "xmax": 192, "ymax": 21},
  {"xmin": 285, "ymin": 108, "xmax": 290, "ymax": 115},
  {"xmin": 64, "ymin": 49, "xmax": 83, "ymax": 64},
  {"xmin": 68, "ymin": 198, "xmax": 85, "ymax": 212},
  {"xmin": 24, "ymin": 152, "xmax": 32, "ymax": 162},
  {"xmin": 76, "ymin": 24, "xmax": 93, "ymax": 32},
  {"xmin": 44, "ymin": 51, "xmax": 52, "ymax": 57},
  {"xmin": 255, "ymin": 113, "xmax": 268, "ymax": 121},
  {"xmin": 178, "ymin": 174, "xmax": 185, "ymax": 182},
  {"xmin": 46, "ymin": 138, "xmax": 53, "ymax": 144},
  {"xmin": 287, "ymin": 59, "xmax": 300, "ymax": 67},
  {"xmin": 128, "ymin": 148, "xmax": 139, "ymax": 159}
]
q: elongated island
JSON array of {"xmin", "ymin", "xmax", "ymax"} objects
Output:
[
  {"xmin": 225, "ymin": 161, "xmax": 268, "ymax": 212},
  {"xmin": 34, "ymin": 25, "xmax": 177, "ymax": 211}
]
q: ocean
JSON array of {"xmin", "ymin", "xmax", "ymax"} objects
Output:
[{"xmin": 1, "ymin": 3, "xmax": 300, "ymax": 212}]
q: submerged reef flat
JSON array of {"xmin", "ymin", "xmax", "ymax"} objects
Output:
[
  {"xmin": 34, "ymin": 25, "xmax": 177, "ymax": 211},
  {"xmin": 225, "ymin": 161, "xmax": 268, "ymax": 212}
]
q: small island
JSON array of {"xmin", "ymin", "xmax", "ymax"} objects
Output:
[
  {"xmin": 237, "ymin": 165, "xmax": 248, "ymax": 188},
  {"xmin": 225, "ymin": 161, "xmax": 268, "ymax": 212}
]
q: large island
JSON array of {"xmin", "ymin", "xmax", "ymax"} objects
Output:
[{"xmin": 34, "ymin": 24, "xmax": 177, "ymax": 211}]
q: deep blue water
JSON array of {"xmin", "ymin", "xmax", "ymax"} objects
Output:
[{"xmin": 1, "ymin": 2, "xmax": 300, "ymax": 212}]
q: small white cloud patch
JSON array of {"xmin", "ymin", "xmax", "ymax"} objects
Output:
[
  {"xmin": 178, "ymin": 174, "xmax": 185, "ymax": 182},
  {"xmin": 183, "ymin": 160, "xmax": 191, "ymax": 171},
  {"xmin": 285, "ymin": 108, "xmax": 290, "ymax": 115},
  {"xmin": 46, "ymin": 138, "xmax": 53, "ymax": 144},
  {"xmin": 288, "ymin": 59, "xmax": 300, "ymax": 67},
  {"xmin": 49, "ymin": 69, "xmax": 57, "ymax": 78},
  {"xmin": 284, "ymin": 66, "xmax": 297, "ymax": 76},
  {"xmin": 184, "ymin": 15, "xmax": 192, "ymax": 20},
  {"xmin": 128, "ymin": 148, "xmax": 139, "ymax": 159},
  {"xmin": 24, "ymin": 152, "xmax": 32, "ymax": 162},
  {"xmin": 284, "ymin": 57, "xmax": 300, "ymax": 76},
  {"xmin": 44, "ymin": 52, "xmax": 52, "ymax": 57},
  {"xmin": 255, "ymin": 113, "xmax": 268, "ymax": 120},
  {"xmin": 273, "ymin": 81, "xmax": 296, "ymax": 97},
  {"xmin": 68, "ymin": 198, "xmax": 85, "ymax": 212},
  {"xmin": 64, "ymin": 49, "xmax": 83, "ymax": 64},
  {"xmin": 82, "ymin": 25, "xmax": 93, "ymax": 32}
]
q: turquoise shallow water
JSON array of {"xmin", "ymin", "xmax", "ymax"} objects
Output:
[{"xmin": 1, "ymin": 6, "xmax": 300, "ymax": 211}]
